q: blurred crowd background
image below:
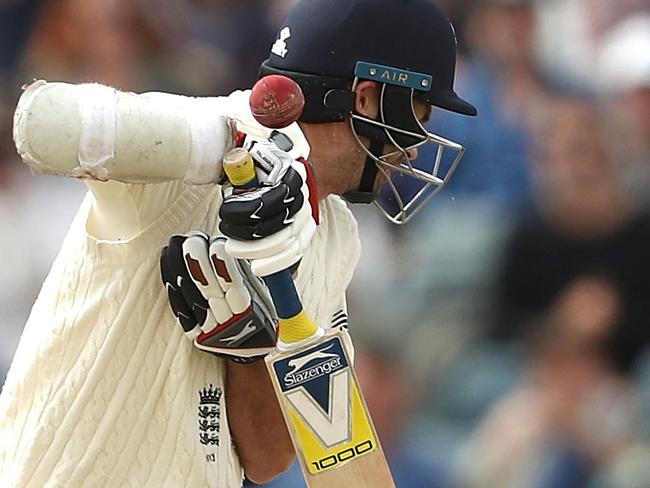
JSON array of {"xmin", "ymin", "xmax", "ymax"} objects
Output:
[{"xmin": 1, "ymin": 0, "xmax": 650, "ymax": 487}]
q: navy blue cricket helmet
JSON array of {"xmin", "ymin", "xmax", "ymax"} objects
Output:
[{"xmin": 259, "ymin": 0, "xmax": 477, "ymax": 224}]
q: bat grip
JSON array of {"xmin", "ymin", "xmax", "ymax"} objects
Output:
[{"xmin": 263, "ymin": 271, "xmax": 302, "ymax": 319}]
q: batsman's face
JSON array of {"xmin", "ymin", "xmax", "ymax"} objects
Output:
[
  {"xmin": 344, "ymin": 81, "xmax": 432, "ymax": 195},
  {"xmin": 371, "ymin": 100, "xmax": 431, "ymax": 191},
  {"xmin": 346, "ymin": 81, "xmax": 468, "ymax": 223}
]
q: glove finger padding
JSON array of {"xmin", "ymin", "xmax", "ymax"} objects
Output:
[
  {"xmin": 161, "ymin": 231, "xmax": 278, "ymax": 362},
  {"xmin": 160, "ymin": 244, "xmax": 202, "ymax": 337},
  {"xmin": 182, "ymin": 232, "xmax": 233, "ymax": 327},
  {"xmin": 161, "ymin": 235, "xmax": 215, "ymax": 337},
  {"xmin": 209, "ymin": 236, "xmax": 251, "ymax": 314},
  {"xmin": 219, "ymin": 165, "xmax": 305, "ymax": 235},
  {"xmin": 194, "ymin": 243, "xmax": 278, "ymax": 362}
]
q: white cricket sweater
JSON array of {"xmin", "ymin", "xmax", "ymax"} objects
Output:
[{"xmin": 0, "ymin": 91, "xmax": 361, "ymax": 487}]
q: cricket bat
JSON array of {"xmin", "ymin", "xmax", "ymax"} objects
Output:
[{"xmin": 222, "ymin": 148, "xmax": 395, "ymax": 487}]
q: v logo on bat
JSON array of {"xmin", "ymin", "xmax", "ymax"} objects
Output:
[
  {"xmin": 272, "ymin": 336, "xmax": 378, "ymax": 474},
  {"xmin": 274, "ymin": 338, "xmax": 351, "ymax": 444}
]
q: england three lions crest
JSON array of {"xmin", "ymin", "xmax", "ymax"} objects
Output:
[{"xmin": 198, "ymin": 384, "xmax": 222, "ymax": 449}]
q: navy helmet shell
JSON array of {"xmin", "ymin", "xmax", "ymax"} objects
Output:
[{"xmin": 262, "ymin": 0, "xmax": 477, "ymax": 117}]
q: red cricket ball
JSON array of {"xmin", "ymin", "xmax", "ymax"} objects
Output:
[{"xmin": 249, "ymin": 75, "xmax": 305, "ymax": 129}]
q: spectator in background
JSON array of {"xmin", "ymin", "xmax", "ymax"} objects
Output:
[
  {"xmin": 460, "ymin": 155, "xmax": 650, "ymax": 487},
  {"xmin": 534, "ymin": 0, "xmax": 650, "ymax": 90},
  {"xmin": 457, "ymin": 281, "xmax": 645, "ymax": 488},
  {"xmin": 493, "ymin": 97, "xmax": 650, "ymax": 376},
  {"xmin": 0, "ymin": 0, "xmax": 46, "ymax": 162},
  {"xmin": 25, "ymin": 0, "xmax": 153, "ymax": 90},
  {"xmin": 25, "ymin": 0, "xmax": 279, "ymax": 95},
  {"xmin": 595, "ymin": 14, "xmax": 650, "ymax": 209},
  {"xmin": 134, "ymin": 0, "xmax": 279, "ymax": 94},
  {"xmin": 410, "ymin": 0, "xmax": 553, "ymax": 212},
  {"xmin": 353, "ymin": 344, "xmax": 449, "ymax": 488},
  {"xmin": 372, "ymin": 0, "xmax": 556, "ymax": 353}
]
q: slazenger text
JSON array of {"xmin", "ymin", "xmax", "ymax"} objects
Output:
[{"xmin": 284, "ymin": 357, "xmax": 343, "ymax": 387}]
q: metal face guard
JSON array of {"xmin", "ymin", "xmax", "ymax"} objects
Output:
[{"xmin": 349, "ymin": 80, "xmax": 466, "ymax": 224}]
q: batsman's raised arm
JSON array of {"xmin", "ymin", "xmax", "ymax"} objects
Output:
[{"xmin": 13, "ymin": 79, "xmax": 236, "ymax": 185}]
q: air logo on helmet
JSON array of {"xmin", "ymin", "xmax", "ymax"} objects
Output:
[
  {"xmin": 271, "ymin": 27, "xmax": 291, "ymax": 58},
  {"xmin": 354, "ymin": 61, "xmax": 433, "ymax": 92},
  {"xmin": 381, "ymin": 70, "xmax": 409, "ymax": 84}
]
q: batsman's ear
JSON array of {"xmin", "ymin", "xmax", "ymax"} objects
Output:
[{"xmin": 353, "ymin": 80, "xmax": 381, "ymax": 119}]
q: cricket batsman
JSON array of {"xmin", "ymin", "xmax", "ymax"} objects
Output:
[{"xmin": 0, "ymin": 0, "xmax": 476, "ymax": 486}]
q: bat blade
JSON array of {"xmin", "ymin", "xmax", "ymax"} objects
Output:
[
  {"xmin": 223, "ymin": 148, "xmax": 394, "ymax": 486},
  {"xmin": 266, "ymin": 329, "xmax": 395, "ymax": 487}
]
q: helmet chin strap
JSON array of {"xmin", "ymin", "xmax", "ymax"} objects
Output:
[{"xmin": 342, "ymin": 139, "xmax": 384, "ymax": 204}]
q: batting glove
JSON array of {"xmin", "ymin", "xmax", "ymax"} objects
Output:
[
  {"xmin": 160, "ymin": 231, "xmax": 277, "ymax": 363},
  {"xmin": 219, "ymin": 134, "xmax": 319, "ymax": 277}
]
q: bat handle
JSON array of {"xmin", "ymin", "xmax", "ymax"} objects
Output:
[{"xmin": 223, "ymin": 148, "xmax": 321, "ymax": 348}]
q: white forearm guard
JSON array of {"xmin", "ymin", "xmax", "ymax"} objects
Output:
[{"xmin": 13, "ymin": 80, "xmax": 235, "ymax": 184}]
